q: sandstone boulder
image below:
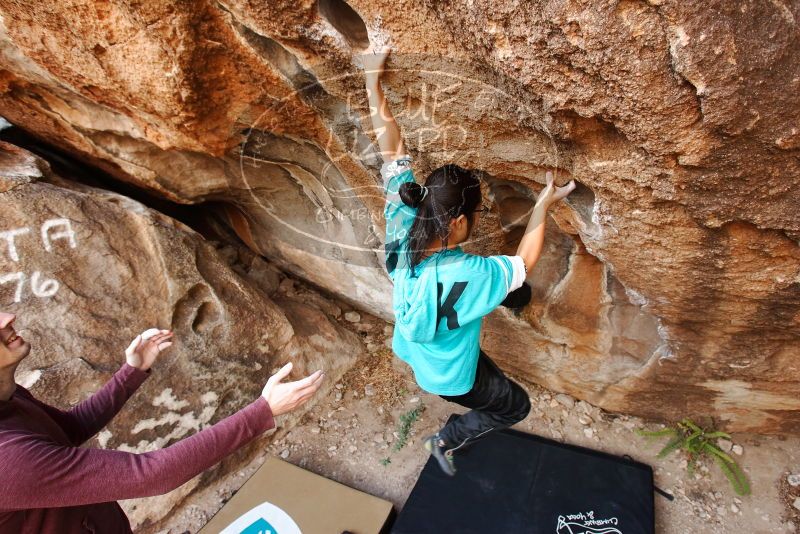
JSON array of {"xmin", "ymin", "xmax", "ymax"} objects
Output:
[
  {"xmin": 0, "ymin": 1, "xmax": 797, "ymax": 432},
  {"xmin": 0, "ymin": 142, "xmax": 364, "ymax": 529}
]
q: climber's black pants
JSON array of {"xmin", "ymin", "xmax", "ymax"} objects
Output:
[{"xmin": 437, "ymin": 350, "xmax": 531, "ymax": 452}]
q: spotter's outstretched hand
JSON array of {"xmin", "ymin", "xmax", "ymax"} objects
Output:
[
  {"xmin": 125, "ymin": 329, "xmax": 173, "ymax": 371},
  {"xmin": 261, "ymin": 362, "xmax": 324, "ymax": 416}
]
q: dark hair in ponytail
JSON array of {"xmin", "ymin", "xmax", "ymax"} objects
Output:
[{"xmin": 399, "ymin": 164, "xmax": 481, "ymax": 273}]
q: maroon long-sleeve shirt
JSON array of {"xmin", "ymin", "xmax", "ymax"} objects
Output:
[{"xmin": 0, "ymin": 363, "xmax": 274, "ymax": 533}]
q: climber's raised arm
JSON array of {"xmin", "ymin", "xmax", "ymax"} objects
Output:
[
  {"xmin": 515, "ymin": 171, "xmax": 576, "ymax": 272},
  {"xmin": 363, "ymin": 46, "xmax": 406, "ymax": 160}
]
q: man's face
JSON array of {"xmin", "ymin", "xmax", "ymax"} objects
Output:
[{"xmin": 0, "ymin": 312, "xmax": 31, "ymax": 368}]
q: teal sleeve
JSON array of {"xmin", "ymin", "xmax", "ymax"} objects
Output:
[
  {"xmin": 452, "ymin": 255, "xmax": 515, "ymax": 325},
  {"xmin": 381, "ymin": 155, "xmax": 417, "ymax": 279}
]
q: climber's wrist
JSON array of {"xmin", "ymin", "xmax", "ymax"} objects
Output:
[{"xmin": 533, "ymin": 197, "xmax": 552, "ymax": 212}]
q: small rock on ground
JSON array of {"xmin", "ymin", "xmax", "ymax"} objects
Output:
[{"xmin": 555, "ymin": 393, "xmax": 575, "ymax": 409}]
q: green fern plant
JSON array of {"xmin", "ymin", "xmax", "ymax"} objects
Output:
[
  {"xmin": 393, "ymin": 404, "xmax": 425, "ymax": 452},
  {"xmin": 378, "ymin": 404, "xmax": 426, "ymax": 466},
  {"xmin": 637, "ymin": 418, "xmax": 750, "ymax": 496}
]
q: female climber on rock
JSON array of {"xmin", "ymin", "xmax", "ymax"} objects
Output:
[{"xmin": 362, "ymin": 46, "xmax": 576, "ymax": 476}]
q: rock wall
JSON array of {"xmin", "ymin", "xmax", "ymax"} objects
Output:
[
  {"xmin": 0, "ymin": 142, "xmax": 364, "ymax": 529},
  {"xmin": 0, "ymin": 0, "xmax": 797, "ymax": 432}
]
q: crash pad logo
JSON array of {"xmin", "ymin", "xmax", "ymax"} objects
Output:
[
  {"xmin": 240, "ymin": 517, "xmax": 277, "ymax": 534},
  {"xmin": 556, "ymin": 511, "xmax": 622, "ymax": 534},
  {"xmin": 220, "ymin": 502, "xmax": 301, "ymax": 534}
]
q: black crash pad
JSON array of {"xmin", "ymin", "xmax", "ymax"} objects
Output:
[{"xmin": 392, "ymin": 422, "xmax": 654, "ymax": 534}]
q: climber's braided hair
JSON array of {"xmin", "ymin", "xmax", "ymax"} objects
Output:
[{"xmin": 398, "ymin": 164, "xmax": 482, "ymax": 274}]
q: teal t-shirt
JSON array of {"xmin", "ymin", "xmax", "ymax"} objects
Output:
[{"xmin": 382, "ymin": 156, "xmax": 523, "ymax": 396}]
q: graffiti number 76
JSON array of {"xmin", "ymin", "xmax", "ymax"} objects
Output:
[{"xmin": 0, "ymin": 271, "xmax": 60, "ymax": 303}]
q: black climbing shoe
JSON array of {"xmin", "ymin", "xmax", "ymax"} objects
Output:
[{"xmin": 424, "ymin": 434, "xmax": 456, "ymax": 476}]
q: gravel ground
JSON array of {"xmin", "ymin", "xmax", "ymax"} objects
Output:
[{"xmin": 161, "ymin": 312, "xmax": 800, "ymax": 533}]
